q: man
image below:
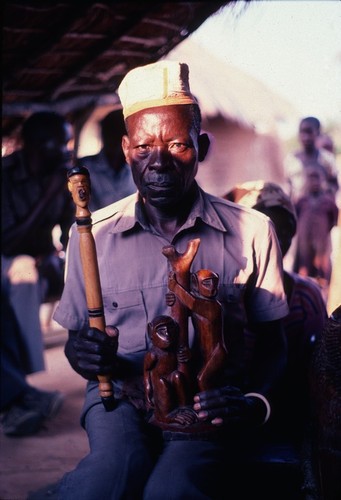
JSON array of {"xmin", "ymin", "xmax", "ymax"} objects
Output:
[
  {"xmin": 1, "ymin": 111, "xmax": 73, "ymax": 435},
  {"xmin": 77, "ymin": 108, "xmax": 136, "ymax": 211},
  {"xmin": 1, "ymin": 285, "xmax": 64, "ymax": 436},
  {"xmin": 53, "ymin": 61, "xmax": 289, "ymax": 499},
  {"xmin": 284, "ymin": 116, "xmax": 339, "ymax": 203},
  {"xmin": 225, "ymin": 180, "xmax": 327, "ymax": 438}
]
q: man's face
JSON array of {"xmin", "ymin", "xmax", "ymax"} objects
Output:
[
  {"xmin": 34, "ymin": 123, "xmax": 74, "ymax": 172},
  {"xmin": 299, "ymin": 121, "xmax": 318, "ymax": 151},
  {"xmin": 122, "ymin": 105, "xmax": 206, "ymax": 209}
]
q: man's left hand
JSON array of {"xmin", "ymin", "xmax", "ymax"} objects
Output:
[{"xmin": 193, "ymin": 386, "xmax": 268, "ymax": 427}]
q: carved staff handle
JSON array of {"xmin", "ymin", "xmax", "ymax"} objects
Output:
[{"xmin": 67, "ymin": 166, "xmax": 116, "ymax": 411}]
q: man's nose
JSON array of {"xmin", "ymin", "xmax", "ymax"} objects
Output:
[{"xmin": 149, "ymin": 146, "xmax": 171, "ymax": 170}]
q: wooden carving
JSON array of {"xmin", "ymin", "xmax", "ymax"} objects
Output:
[
  {"xmin": 144, "ymin": 315, "xmax": 197, "ymax": 426},
  {"xmin": 144, "ymin": 238, "xmax": 228, "ymax": 431},
  {"xmin": 162, "ymin": 238, "xmax": 200, "ymax": 387},
  {"xmin": 168, "ymin": 269, "xmax": 228, "ymax": 392}
]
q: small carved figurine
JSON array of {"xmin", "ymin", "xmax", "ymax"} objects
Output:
[
  {"xmin": 167, "ymin": 269, "xmax": 228, "ymax": 392},
  {"xmin": 162, "ymin": 239, "xmax": 200, "ymax": 398},
  {"xmin": 144, "ymin": 315, "xmax": 197, "ymax": 426},
  {"xmin": 67, "ymin": 166, "xmax": 92, "ymax": 216}
]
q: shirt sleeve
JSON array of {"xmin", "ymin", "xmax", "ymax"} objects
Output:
[
  {"xmin": 53, "ymin": 223, "xmax": 89, "ymax": 330},
  {"xmin": 245, "ymin": 217, "xmax": 289, "ymax": 323}
]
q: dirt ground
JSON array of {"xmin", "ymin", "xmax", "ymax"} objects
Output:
[{"xmin": 0, "ymin": 324, "xmax": 89, "ymax": 500}]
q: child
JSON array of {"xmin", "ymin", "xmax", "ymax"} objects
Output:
[
  {"xmin": 284, "ymin": 116, "xmax": 339, "ymax": 202},
  {"xmin": 294, "ymin": 166, "xmax": 339, "ymax": 288}
]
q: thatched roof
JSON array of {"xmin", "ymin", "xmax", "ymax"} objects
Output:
[
  {"xmin": 2, "ymin": 1, "xmax": 232, "ymax": 138},
  {"xmin": 164, "ymin": 39, "xmax": 299, "ymax": 134}
]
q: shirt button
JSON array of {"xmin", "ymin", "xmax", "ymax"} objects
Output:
[{"xmin": 112, "ymin": 301, "xmax": 118, "ymax": 308}]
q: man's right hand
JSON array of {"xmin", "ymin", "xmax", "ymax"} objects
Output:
[{"xmin": 70, "ymin": 326, "xmax": 119, "ymax": 378}]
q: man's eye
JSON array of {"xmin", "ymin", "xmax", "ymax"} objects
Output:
[
  {"xmin": 168, "ymin": 143, "xmax": 188, "ymax": 153},
  {"xmin": 135, "ymin": 145, "xmax": 151, "ymax": 153}
]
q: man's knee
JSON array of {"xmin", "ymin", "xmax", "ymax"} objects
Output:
[{"xmin": 7, "ymin": 255, "xmax": 39, "ymax": 284}]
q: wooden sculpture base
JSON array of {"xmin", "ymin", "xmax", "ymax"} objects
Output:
[{"xmin": 148, "ymin": 407, "xmax": 220, "ymax": 434}]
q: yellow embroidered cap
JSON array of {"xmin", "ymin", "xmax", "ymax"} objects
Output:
[{"xmin": 117, "ymin": 61, "xmax": 198, "ymax": 119}]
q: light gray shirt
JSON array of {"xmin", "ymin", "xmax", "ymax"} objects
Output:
[{"xmin": 54, "ymin": 185, "xmax": 288, "ymax": 382}]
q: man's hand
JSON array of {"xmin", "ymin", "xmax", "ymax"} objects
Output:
[
  {"xmin": 71, "ymin": 326, "xmax": 119, "ymax": 377},
  {"xmin": 193, "ymin": 386, "xmax": 269, "ymax": 427}
]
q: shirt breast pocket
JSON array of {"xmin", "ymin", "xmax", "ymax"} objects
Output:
[{"xmin": 103, "ymin": 289, "xmax": 147, "ymax": 354}]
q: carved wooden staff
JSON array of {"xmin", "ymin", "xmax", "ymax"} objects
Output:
[{"xmin": 67, "ymin": 166, "xmax": 116, "ymax": 411}]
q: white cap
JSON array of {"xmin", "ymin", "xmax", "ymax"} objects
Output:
[{"xmin": 117, "ymin": 61, "xmax": 198, "ymax": 119}]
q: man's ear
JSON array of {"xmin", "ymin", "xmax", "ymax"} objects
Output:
[
  {"xmin": 198, "ymin": 132, "xmax": 210, "ymax": 162},
  {"xmin": 121, "ymin": 135, "xmax": 130, "ymax": 164}
]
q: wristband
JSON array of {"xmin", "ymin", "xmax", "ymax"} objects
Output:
[{"xmin": 245, "ymin": 392, "xmax": 271, "ymax": 424}]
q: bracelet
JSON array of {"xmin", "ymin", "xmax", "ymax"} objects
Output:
[{"xmin": 245, "ymin": 392, "xmax": 271, "ymax": 424}]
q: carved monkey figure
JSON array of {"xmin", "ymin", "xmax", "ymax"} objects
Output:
[
  {"xmin": 144, "ymin": 315, "xmax": 196, "ymax": 425},
  {"xmin": 168, "ymin": 270, "xmax": 228, "ymax": 392}
]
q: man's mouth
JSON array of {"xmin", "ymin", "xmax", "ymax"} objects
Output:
[{"xmin": 147, "ymin": 181, "xmax": 175, "ymax": 191}]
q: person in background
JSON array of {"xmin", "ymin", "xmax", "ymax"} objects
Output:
[
  {"xmin": 225, "ymin": 180, "xmax": 328, "ymax": 438},
  {"xmin": 49, "ymin": 60, "xmax": 289, "ymax": 499},
  {"xmin": 316, "ymin": 132, "xmax": 335, "ymax": 155},
  {"xmin": 1, "ymin": 285, "xmax": 64, "ymax": 436},
  {"xmin": 294, "ymin": 167, "xmax": 339, "ymax": 290},
  {"xmin": 77, "ymin": 108, "xmax": 136, "ymax": 211},
  {"xmin": 284, "ymin": 116, "xmax": 339, "ymax": 203},
  {"xmin": 1, "ymin": 111, "xmax": 74, "ymax": 434}
]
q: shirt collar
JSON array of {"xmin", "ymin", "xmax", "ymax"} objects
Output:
[
  {"xmin": 96, "ymin": 183, "xmax": 229, "ymax": 235},
  {"xmin": 180, "ymin": 184, "xmax": 228, "ymax": 233}
]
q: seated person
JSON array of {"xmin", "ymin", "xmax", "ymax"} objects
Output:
[
  {"xmin": 2, "ymin": 111, "xmax": 74, "ymax": 386},
  {"xmin": 0, "ymin": 284, "xmax": 63, "ymax": 436},
  {"xmin": 225, "ymin": 180, "xmax": 328, "ymax": 439},
  {"xmin": 51, "ymin": 60, "xmax": 289, "ymax": 499},
  {"xmin": 77, "ymin": 108, "xmax": 136, "ymax": 211}
]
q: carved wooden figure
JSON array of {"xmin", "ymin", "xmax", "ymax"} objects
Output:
[
  {"xmin": 67, "ymin": 166, "xmax": 117, "ymax": 411},
  {"xmin": 144, "ymin": 315, "xmax": 197, "ymax": 426},
  {"xmin": 146, "ymin": 239, "xmax": 228, "ymax": 430},
  {"xmin": 168, "ymin": 269, "xmax": 228, "ymax": 392},
  {"xmin": 162, "ymin": 239, "xmax": 200, "ymax": 396}
]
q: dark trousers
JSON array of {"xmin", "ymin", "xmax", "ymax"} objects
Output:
[
  {"xmin": 0, "ymin": 288, "xmax": 30, "ymax": 410},
  {"xmin": 58, "ymin": 392, "xmax": 226, "ymax": 500}
]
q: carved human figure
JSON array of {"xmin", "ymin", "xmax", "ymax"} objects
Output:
[
  {"xmin": 144, "ymin": 315, "xmax": 197, "ymax": 426},
  {"xmin": 167, "ymin": 270, "xmax": 228, "ymax": 392},
  {"xmin": 67, "ymin": 166, "xmax": 92, "ymax": 217}
]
